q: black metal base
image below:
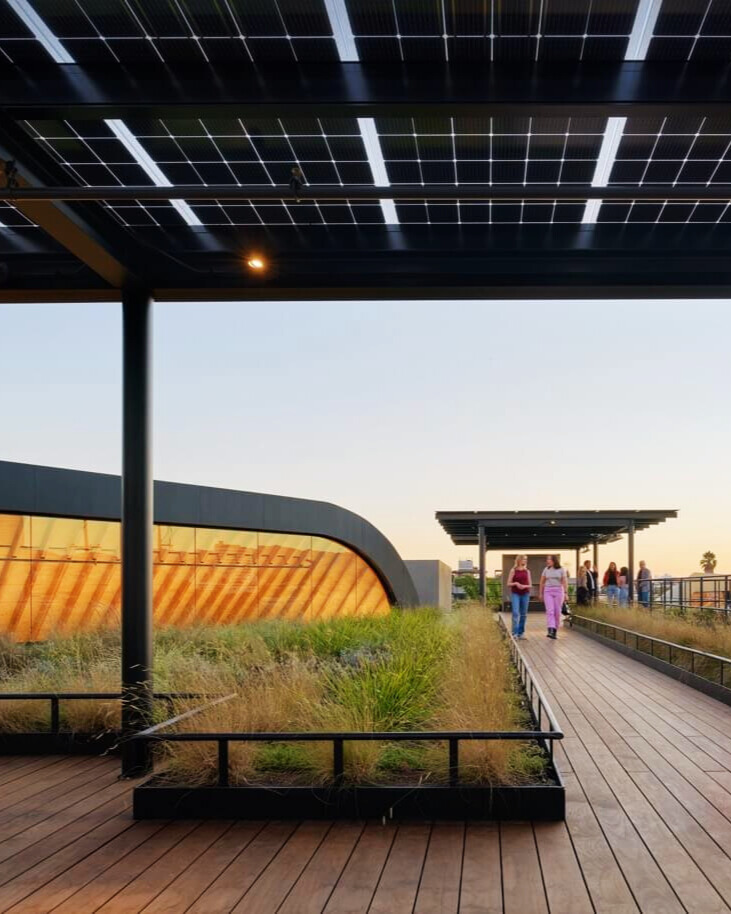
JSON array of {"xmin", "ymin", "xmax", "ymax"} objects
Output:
[
  {"xmin": 133, "ymin": 768, "xmax": 565, "ymax": 821},
  {"xmin": 572, "ymin": 623, "xmax": 731, "ymax": 707},
  {"xmin": 0, "ymin": 732, "xmax": 119, "ymax": 755}
]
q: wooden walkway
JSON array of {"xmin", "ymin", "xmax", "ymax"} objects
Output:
[{"xmin": 0, "ymin": 620, "xmax": 729, "ymax": 912}]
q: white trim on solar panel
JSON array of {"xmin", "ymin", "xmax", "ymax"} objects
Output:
[
  {"xmin": 592, "ymin": 117, "xmax": 627, "ymax": 188},
  {"xmin": 357, "ymin": 117, "xmax": 400, "ymax": 225},
  {"xmin": 323, "ymin": 0, "xmax": 359, "ymax": 62},
  {"xmin": 581, "ymin": 199, "xmax": 603, "ymax": 225},
  {"xmin": 582, "ymin": 116, "xmax": 626, "ymax": 224},
  {"xmin": 6, "ymin": 0, "xmax": 74, "ymax": 63},
  {"xmin": 104, "ymin": 119, "xmax": 202, "ymax": 227},
  {"xmin": 625, "ymin": 0, "xmax": 664, "ymax": 60}
]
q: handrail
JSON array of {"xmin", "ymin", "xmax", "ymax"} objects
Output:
[
  {"xmin": 0, "ymin": 691, "xmax": 206, "ymax": 735},
  {"xmin": 571, "ymin": 615, "xmax": 731, "ymax": 665},
  {"xmin": 497, "ymin": 614, "xmax": 563, "ymax": 737}
]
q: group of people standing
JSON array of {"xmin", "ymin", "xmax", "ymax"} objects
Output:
[
  {"xmin": 577, "ymin": 559, "xmax": 652, "ymax": 607},
  {"xmin": 507, "ymin": 555, "xmax": 653, "ymax": 641}
]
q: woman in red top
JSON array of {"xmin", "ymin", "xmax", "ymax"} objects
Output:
[{"xmin": 507, "ymin": 555, "xmax": 532, "ymax": 639}]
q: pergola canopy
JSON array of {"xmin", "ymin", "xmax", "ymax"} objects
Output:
[
  {"xmin": 436, "ymin": 510, "xmax": 678, "ymax": 551},
  {"xmin": 1, "ymin": 1, "xmax": 731, "ymax": 301}
]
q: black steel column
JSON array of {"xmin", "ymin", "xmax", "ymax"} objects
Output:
[
  {"xmin": 121, "ymin": 286, "xmax": 154, "ymax": 776},
  {"xmin": 627, "ymin": 521, "xmax": 635, "ymax": 604},
  {"xmin": 478, "ymin": 525, "xmax": 486, "ymax": 604}
]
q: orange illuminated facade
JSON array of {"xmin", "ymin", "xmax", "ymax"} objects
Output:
[{"xmin": 0, "ymin": 513, "xmax": 390, "ymax": 642}]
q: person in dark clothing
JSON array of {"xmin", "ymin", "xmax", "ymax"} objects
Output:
[
  {"xmin": 584, "ymin": 560, "xmax": 598, "ymax": 603},
  {"xmin": 604, "ymin": 562, "xmax": 620, "ymax": 605}
]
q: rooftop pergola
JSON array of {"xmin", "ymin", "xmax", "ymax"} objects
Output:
[
  {"xmin": 0, "ymin": 0, "xmax": 721, "ymax": 770},
  {"xmin": 437, "ymin": 510, "xmax": 678, "ymax": 601}
]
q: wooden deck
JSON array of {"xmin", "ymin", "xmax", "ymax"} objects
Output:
[{"xmin": 0, "ymin": 619, "xmax": 730, "ymax": 912}]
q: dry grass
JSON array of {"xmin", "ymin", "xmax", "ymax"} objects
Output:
[
  {"xmin": 579, "ymin": 603, "xmax": 731, "ymax": 659},
  {"xmin": 0, "ymin": 606, "xmax": 550, "ymax": 787},
  {"xmin": 429, "ymin": 608, "xmax": 546, "ymax": 784}
]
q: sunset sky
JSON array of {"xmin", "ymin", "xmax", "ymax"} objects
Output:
[{"xmin": 1, "ymin": 298, "xmax": 727, "ymax": 577}]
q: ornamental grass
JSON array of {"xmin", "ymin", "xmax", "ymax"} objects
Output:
[{"xmin": 0, "ymin": 606, "xmax": 547, "ymax": 786}]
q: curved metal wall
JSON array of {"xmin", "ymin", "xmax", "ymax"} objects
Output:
[{"xmin": 0, "ymin": 461, "xmax": 418, "ymax": 641}]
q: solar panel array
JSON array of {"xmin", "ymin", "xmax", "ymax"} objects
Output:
[
  {"xmin": 15, "ymin": 114, "xmax": 731, "ymax": 227},
  {"xmin": 0, "ymin": 0, "xmax": 729, "ymax": 65}
]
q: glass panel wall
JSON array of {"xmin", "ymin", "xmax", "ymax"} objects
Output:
[{"xmin": 0, "ymin": 514, "xmax": 390, "ymax": 641}]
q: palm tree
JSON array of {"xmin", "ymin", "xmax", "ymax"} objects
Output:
[{"xmin": 700, "ymin": 551, "xmax": 717, "ymax": 574}]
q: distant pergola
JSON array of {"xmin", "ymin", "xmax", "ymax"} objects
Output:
[{"xmin": 436, "ymin": 510, "xmax": 677, "ymax": 602}]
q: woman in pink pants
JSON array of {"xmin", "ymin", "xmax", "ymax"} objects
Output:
[{"xmin": 539, "ymin": 555, "xmax": 568, "ymax": 640}]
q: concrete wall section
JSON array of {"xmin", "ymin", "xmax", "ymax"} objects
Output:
[{"xmin": 404, "ymin": 560, "xmax": 452, "ymax": 610}]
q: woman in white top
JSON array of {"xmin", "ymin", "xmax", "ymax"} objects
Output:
[{"xmin": 539, "ymin": 554, "xmax": 568, "ymax": 640}]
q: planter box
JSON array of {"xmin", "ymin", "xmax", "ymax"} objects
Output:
[
  {"xmin": 0, "ymin": 731, "xmax": 119, "ymax": 755},
  {"xmin": 133, "ymin": 762, "xmax": 564, "ymax": 821}
]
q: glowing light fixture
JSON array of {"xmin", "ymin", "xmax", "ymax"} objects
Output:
[
  {"xmin": 247, "ymin": 256, "xmax": 265, "ymax": 271},
  {"xmin": 104, "ymin": 119, "xmax": 202, "ymax": 227},
  {"xmin": 6, "ymin": 0, "xmax": 74, "ymax": 63}
]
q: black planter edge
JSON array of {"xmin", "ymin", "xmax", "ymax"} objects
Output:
[
  {"xmin": 133, "ymin": 770, "xmax": 565, "ymax": 821},
  {"xmin": 0, "ymin": 732, "xmax": 119, "ymax": 755},
  {"xmin": 571, "ymin": 623, "xmax": 731, "ymax": 707}
]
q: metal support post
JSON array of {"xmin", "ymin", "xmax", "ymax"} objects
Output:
[
  {"xmin": 121, "ymin": 286, "xmax": 154, "ymax": 777},
  {"xmin": 478, "ymin": 525, "xmax": 486, "ymax": 605},
  {"xmin": 627, "ymin": 521, "xmax": 635, "ymax": 604}
]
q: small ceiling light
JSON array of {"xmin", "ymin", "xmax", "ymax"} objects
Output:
[{"xmin": 247, "ymin": 256, "xmax": 265, "ymax": 271}]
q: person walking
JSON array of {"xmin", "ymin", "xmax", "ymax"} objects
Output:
[
  {"xmin": 637, "ymin": 560, "xmax": 652, "ymax": 607},
  {"xmin": 507, "ymin": 555, "xmax": 531, "ymax": 639},
  {"xmin": 540, "ymin": 555, "xmax": 567, "ymax": 640},
  {"xmin": 618, "ymin": 566, "xmax": 629, "ymax": 606},
  {"xmin": 584, "ymin": 560, "xmax": 598, "ymax": 603},
  {"xmin": 604, "ymin": 562, "xmax": 620, "ymax": 605}
]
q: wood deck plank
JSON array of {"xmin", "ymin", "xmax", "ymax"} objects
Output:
[
  {"xmin": 186, "ymin": 821, "xmax": 297, "ymax": 914},
  {"xmin": 10, "ymin": 821, "xmax": 182, "ymax": 914},
  {"xmin": 367, "ymin": 824, "xmax": 430, "ymax": 914},
  {"xmin": 141, "ymin": 822, "xmax": 264, "ymax": 914},
  {"xmin": 95, "ymin": 822, "xmax": 231, "ymax": 913},
  {"xmin": 458, "ymin": 823, "xmax": 502, "ymax": 914},
  {"xmin": 500, "ymin": 823, "xmax": 548, "ymax": 914},
  {"xmin": 413, "ymin": 823, "xmax": 464, "ymax": 914},
  {"xmin": 322, "ymin": 822, "xmax": 396, "ymax": 914},
  {"xmin": 279, "ymin": 821, "xmax": 365, "ymax": 914},
  {"xmin": 231, "ymin": 820, "xmax": 331, "ymax": 914}
]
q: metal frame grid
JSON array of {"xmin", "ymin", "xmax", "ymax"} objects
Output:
[
  {"xmin": 2, "ymin": 0, "xmax": 729, "ymax": 66},
  {"xmin": 17, "ymin": 113, "xmax": 731, "ymax": 226}
]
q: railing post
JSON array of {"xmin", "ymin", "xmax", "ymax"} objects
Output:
[
  {"xmin": 333, "ymin": 739, "xmax": 344, "ymax": 783},
  {"xmin": 50, "ymin": 697, "xmax": 60, "ymax": 734},
  {"xmin": 449, "ymin": 739, "xmax": 459, "ymax": 787},
  {"xmin": 218, "ymin": 740, "xmax": 229, "ymax": 786}
]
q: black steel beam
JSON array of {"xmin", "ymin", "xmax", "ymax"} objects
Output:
[
  {"xmin": 0, "ymin": 114, "xmax": 133, "ymax": 288},
  {"xmin": 3, "ymin": 61, "xmax": 731, "ymax": 120},
  {"xmin": 121, "ymin": 286, "xmax": 154, "ymax": 776},
  {"xmin": 5, "ymin": 185, "xmax": 731, "ymax": 202}
]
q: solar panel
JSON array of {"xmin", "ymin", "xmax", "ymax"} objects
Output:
[
  {"xmin": 17, "ymin": 112, "xmax": 731, "ymax": 227},
  {"xmin": 2, "ymin": 0, "xmax": 727, "ymax": 65}
]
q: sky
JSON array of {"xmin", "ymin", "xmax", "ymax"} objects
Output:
[{"xmin": 0, "ymin": 298, "xmax": 728, "ymax": 577}]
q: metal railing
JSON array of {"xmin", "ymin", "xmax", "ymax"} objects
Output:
[
  {"xmin": 636, "ymin": 575, "xmax": 731, "ymax": 617},
  {"xmin": 131, "ymin": 632, "xmax": 563, "ymax": 788},
  {"xmin": 0, "ymin": 692, "xmax": 202, "ymax": 734},
  {"xmin": 571, "ymin": 615, "xmax": 731, "ymax": 690}
]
